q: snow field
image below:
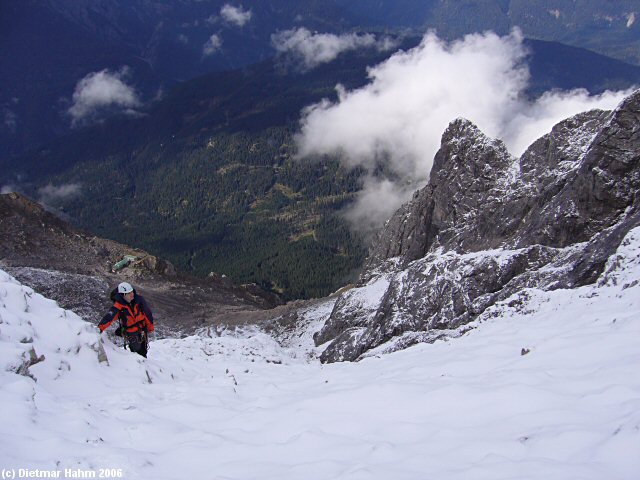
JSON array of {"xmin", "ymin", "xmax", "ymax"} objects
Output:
[{"xmin": 1, "ymin": 229, "xmax": 640, "ymax": 479}]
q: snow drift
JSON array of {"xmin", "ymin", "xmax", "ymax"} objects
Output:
[{"xmin": 1, "ymin": 227, "xmax": 640, "ymax": 479}]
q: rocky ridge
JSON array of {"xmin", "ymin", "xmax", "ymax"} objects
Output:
[
  {"xmin": 314, "ymin": 88, "xmax": 640, "ymax": 363},
  {"xmin": 0, "ymin": 192, "xmax": 283, "ymax": 336}
]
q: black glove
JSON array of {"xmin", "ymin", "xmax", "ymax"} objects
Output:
[{"xmin": 115, "ymin": 326, "xmax": 123, "ymax": 337}]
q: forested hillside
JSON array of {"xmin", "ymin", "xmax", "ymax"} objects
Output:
[
  {"xmin": 4, "ymin": 0, "xmax": 639, "ymax": 163},
  {"xmin": 3, "ymin": 38, "xmax": 640, "ymax": 300},
  {"xmin": 66, "ymin": 127, "xmax": 367, "ymax": 299},
  {"xmin": 3, "ymin": 49, "xmax": 392, "ymax": 299}
]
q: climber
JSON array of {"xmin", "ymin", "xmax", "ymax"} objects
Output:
[{"xmin": 99, "ymin": 281, "xmax": 154, "ymax": 357}]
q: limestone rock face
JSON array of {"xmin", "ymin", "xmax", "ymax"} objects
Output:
[{"xmin": 316, "ymin": 89, "xmax": 640, "ymax": 363}]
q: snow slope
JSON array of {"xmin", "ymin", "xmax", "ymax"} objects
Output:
[{"xmin": 1, "ymin": 230, "xmax": 640, "ymax": 479}]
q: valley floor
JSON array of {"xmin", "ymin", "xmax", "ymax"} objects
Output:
[{"xmin": 1, "ymin": 230, "xmax": 640, "ymax": 479}]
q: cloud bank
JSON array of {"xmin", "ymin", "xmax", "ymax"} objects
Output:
[
  {"xmin": 295, "ymin": 29, "xmax": 633, "ymax": 233},
  {"xmin": 68, "ymin": 68, "xmax": 141, "ymax": 126},
  {"xmin": 38, "ymin": 183, "xmax": 82, "ymax": 204},
  {"xmin": 272, "ymin": 28, "xmax": 398, "ymax": 70},
  {"xmin": 220, "ymin": 4, "xmax": 252, "ymax": 27}
]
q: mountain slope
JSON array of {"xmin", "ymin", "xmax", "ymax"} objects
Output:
[
  {"xmin": 336, "ymin": 0, "xmax": 640, "ymax": 64},
  {"xmin": 3, "ymin": 40, "xmax": 640, "ymax": 300},
  {"xmin": 0, "ymin": 192, "xmax": 281, "ymax": 336},
  {"xmin": 1, "ymin": 233, "xmax": 639, "ymax": 477},
  {"xmin": 3, "ymin": 0, "xmax": 640, "ymax": 163},
  {"xmin": 0, "ymin": 0, "xmax": 357, "ymax": 161},
  {"xmin": 314, "ymin": 88, "xmax": 640, "ymax": 362},
  {"xmin": 2, "ymin": 48, "xmax": 399, "ymax": 300}
]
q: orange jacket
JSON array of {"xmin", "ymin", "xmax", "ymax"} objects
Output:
[{"xmin": 99, "ymin": 292, "xmax": 154, "ymax": 334}]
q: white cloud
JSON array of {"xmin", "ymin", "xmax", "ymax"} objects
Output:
[
  {"xmin": 1, "ymin": 184, "xmax": 18, "ymax": 194},
  {"xmin": 37, "ymin": 183, "xmax": 82, "ymax": 204},
  {"xmin": 3, "ymin": 109, "xmax": 17, "ymax": 134},
  {"xmin": 220, "ymin": 4, "xmax": 252, "ymax": 27},
  {"xmin": 271, "ymin": 28, "xmax": 399, "ymax": 70},
  {"xmin": 68, "ymin": 68, "xmax": 141, "ymax": 126},
  {"xmin": 203, "ymin": 34, "xmax": 223, "ymax": 56},
  {"xmin": 502, "ymin": 88, "xmax": 629, "ymax": 156},
  {"xmin": 295, "ymin": 29, "xmax": 633, "ymax": 232},
  {"xmin": 342, "ymin": 177, "xmax": 414, "ymax": 236}
]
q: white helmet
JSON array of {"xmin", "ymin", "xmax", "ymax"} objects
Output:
[{"xmin": 117, "ymin": 282, "xmax": 134, "ymax": 294}]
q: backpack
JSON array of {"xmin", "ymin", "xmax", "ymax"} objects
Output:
[{"xmin": 109, "ymin": 287, "xmax": 127, "ymax": 337}]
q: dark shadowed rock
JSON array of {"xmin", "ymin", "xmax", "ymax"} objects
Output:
[
  {"xmin": 364, "ymin": 119, "xmax": 515, "ymax": 272},
  {"xmin": 316, "ymin": 89, "xmax": 640, "ymax": 363}
]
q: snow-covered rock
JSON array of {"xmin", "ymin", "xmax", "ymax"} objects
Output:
[
  {"xmin": 1, "ymin": 234, "xmax": 640, "ymax": 479},
  {"xmin": 316, "ymin": 88, "xmax": 640, "ymax": 362}
]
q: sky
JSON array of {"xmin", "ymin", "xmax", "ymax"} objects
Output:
[
  {"xmin": 1, "ymin": 225, "xmax": 639, "ymax": 478},
  {"xmin": 293, "ymin": 29, "xmax": 634, "ymax": 232}
]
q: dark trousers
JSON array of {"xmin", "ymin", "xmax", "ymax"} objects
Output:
[{"xmin": 126, "ymin": 330, "xmax": 148, "ymax": 357}]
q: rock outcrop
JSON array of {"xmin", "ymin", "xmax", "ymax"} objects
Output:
[
  {"xmin": 315, "ymin": 89, "xmax": 640, "ymax": 362},
  {"xmin": 0, "ymin": 192, "xmax": 283, "ymax": 336}
]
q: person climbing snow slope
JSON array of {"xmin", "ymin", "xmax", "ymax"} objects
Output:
[{"xmin": 99, "ymin": 281, "xmax": 154, "ymax": 357}]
